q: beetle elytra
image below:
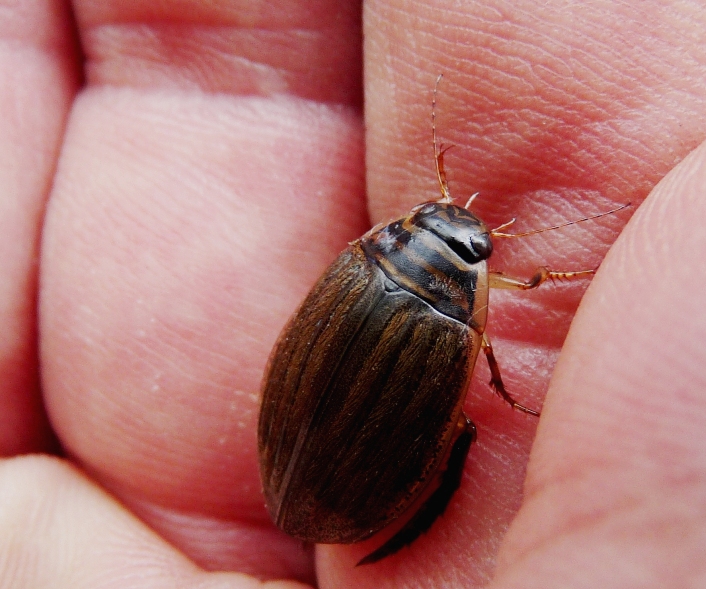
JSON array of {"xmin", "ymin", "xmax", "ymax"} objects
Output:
[{"xmin": 257, "ymin": 76, "xmax": 628, "ymax": 565}]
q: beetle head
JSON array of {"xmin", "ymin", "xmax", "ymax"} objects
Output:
[{"xmin": 411, "ymin": 202, "xmax": 493, "ymax": 264}]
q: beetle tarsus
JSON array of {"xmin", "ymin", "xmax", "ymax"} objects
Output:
[
  {"xmin": 357, "ymin": 417, "xmax": 477, "ymax": 566},
  {"xmin": 488, "ymin": 267, "xmax": 594, "ymax": 291}
]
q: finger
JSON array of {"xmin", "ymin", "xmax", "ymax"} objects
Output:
[
  {"xmin": 0, "ymin": 0, "xmax": 78, "ymax": 454},
  {"xmin": 495, "ymin": 139, "xmax": 706, "ymax": 588},
  {"xmin": 0, "ymin": 455, "xmax": 305, "ymax": 589},
  {"xmin": 77, "ymin": 1, "xmax": 362, "ymax": 102},
  {"xmin": 324, "ymin": 0, "xmax": 706, "ymax": 585},
  {"xmin": 366, "ymin": 2, "xmax": 706, "ymax": 226},
  {"xmin": 40, "ymin": 0, "xmax": 365, "ymax": 581},
  {"xmin": 365, "ymin": 0, "xmax": 706, "ymax": 324}
]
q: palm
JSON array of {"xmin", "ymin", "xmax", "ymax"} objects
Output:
[{"xmin": 2, "ymin": 2, "xmax": 706, "ymax": 589}]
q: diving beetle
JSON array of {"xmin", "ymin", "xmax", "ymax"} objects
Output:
[{"xmin": 257, "ymin": 76, "xmax": 627, "ymax": 565}]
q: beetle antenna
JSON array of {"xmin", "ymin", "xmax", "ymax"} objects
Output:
[
  {"xmin": 491, "ymin": 202, "xmax": 631, "ymax": 238},
  {"xmin": 433, "ymin": 74, "xmax": 453, "ymax": 203}
]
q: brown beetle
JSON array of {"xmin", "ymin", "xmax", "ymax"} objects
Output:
[{"xmin": 258, "ymin": 78, "xmax": 627, "ymax": 565}]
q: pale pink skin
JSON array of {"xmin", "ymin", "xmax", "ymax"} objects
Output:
[{"xmin": 2, "ymin": 1, "xmax": 706, "ymax": 588}]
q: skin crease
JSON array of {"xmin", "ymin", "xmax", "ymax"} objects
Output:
[{"xmin": 0, "ymin": 0, "xmax": 704, "ymax": 588}]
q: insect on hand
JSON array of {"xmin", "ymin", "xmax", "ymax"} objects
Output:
[{"xmin": 257, "ymin": 74, "xmax": 629, "ymax": 565}]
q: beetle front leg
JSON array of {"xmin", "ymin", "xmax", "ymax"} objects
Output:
[
  {"xmin": 481, "ymin": 334, "xmax": 540, "ymax": 416},
  {"xmin": 489, "ymin": 266, "xmax": 594, "ymax": 290}
]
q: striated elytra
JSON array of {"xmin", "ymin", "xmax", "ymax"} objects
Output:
[
  {"xmin": 257, "ymin": 79, "xmax": 626, "ymax": 565},
  {"xmin": 258, "ymin": 200, "xmax": 494, "ymax": 564}
]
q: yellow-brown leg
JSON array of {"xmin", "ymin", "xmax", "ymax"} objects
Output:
[
  {"xmin": 481, "ymin": 333, "xmax": 540, "ymax": 416},
  {"xmin": 489, "ymin": 267, "xmax": 594, "ymax": 290}
]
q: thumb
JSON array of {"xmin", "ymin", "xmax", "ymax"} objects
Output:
[{"xmin": 495, "ymin": 139, "xmax": 706, "ymax": 588}]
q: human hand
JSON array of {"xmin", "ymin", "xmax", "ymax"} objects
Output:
[{"xmin": 3, "ymin": 1, "xmax": 706, "ymax": 589}]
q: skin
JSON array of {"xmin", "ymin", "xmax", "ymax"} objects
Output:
[{"xmin": 1, "ymin": 0, "xmax": 705, "ymax": 588}]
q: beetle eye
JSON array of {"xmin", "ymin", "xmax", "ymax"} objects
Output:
[
  {"xmin": 470, "ymin": 233, "xmax": 492, "ymax": 259},
  {"xmin": 445, "ymin": 233, "xmax": 491, "ymax": 264},
  {"xmin": 444, "ymin": 233, "xmax": 492, "ymax": 264}
]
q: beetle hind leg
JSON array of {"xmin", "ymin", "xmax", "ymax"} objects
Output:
[{"xmin": 356, "ymin": 416, "xmax": 477, "ymax": 566}]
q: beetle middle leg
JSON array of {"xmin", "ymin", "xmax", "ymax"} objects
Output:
[
  {"xmin": 481, "ymin": 333, "xmax": 539, "ymax": 416},
  {"xmin": 357, "ymin": 415, "xmax": 477, "ymax": 566}
]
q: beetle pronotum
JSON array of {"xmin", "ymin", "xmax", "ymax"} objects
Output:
[{"xmin": 258, "ymin": 75, "xmax": 628, "ymax": 565}]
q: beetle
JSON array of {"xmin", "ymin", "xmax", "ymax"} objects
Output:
[{"xmin": 257, "ymin": 77, "xmax": 628, "ymax": 565}]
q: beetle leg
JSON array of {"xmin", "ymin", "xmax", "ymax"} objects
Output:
[
  {"xmin": 481, "ymin": 333, "xmax": 540, "ymax": 416},
  {"xmin": 357, "ymin": 415, "xmax": 477, "ymax": 566},
  {"xmin": 489, "ymin": 267, "xmax": 594, "ymax": 290}
]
